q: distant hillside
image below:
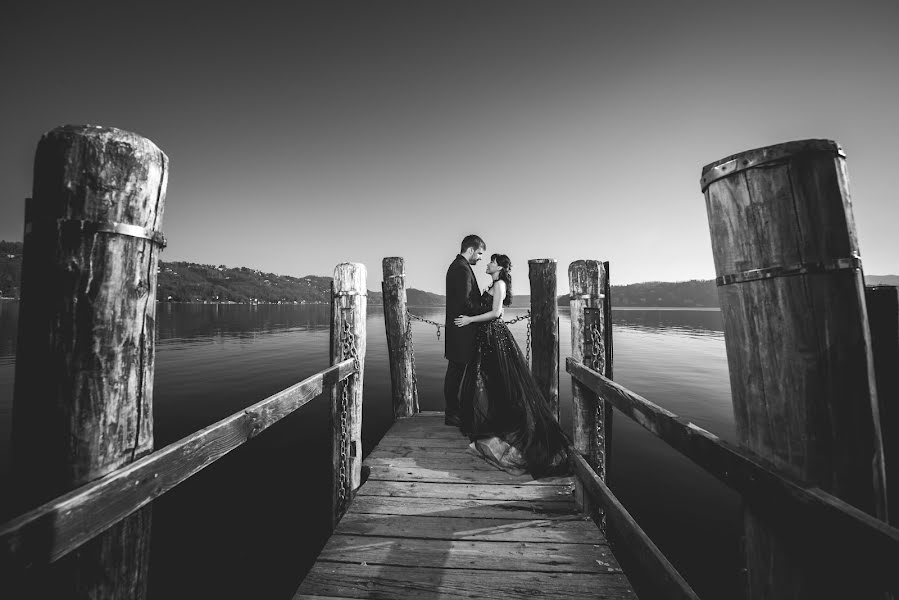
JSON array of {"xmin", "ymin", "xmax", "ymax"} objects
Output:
[
  {"xmin": 1, "ymin": 240, "xmax": 896, "ymax": 305},
  {"xmin": 865, "ymin": 275, "xmax": 899, "ymax": 287},
  {"xmin": 157, "ymin": 262, "xmax": 443, "ymax": 305}
]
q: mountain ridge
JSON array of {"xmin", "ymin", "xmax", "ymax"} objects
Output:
[{"xmin": 2, "ymin": 242, "xmax": 898, "ymax": 306}]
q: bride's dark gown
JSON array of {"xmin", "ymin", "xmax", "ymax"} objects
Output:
[{"xmin": 459, "ymin": 291, "xmax": 569, "ymax": 477}]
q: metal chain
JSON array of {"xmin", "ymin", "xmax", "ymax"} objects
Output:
[
  {"xmin": 337, "ymin": 319, "xmax": 360, "ymax": 513},
  {"xmin": 525, "ymin": 317, "xmax": 531, "ymax": 365},
  {"xmin": 590, "ymin": 320, "xmax": 607, "ymax": 534},
  {"xmin": 407, "ymin": 312, "xmax": 443, "ymax": 341},
  {"xmin": 590, "ymin": 322, "xmax": 606, "ymax": 482}
]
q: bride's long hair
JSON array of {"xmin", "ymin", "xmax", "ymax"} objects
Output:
[{"xmin": 490, "ymin": 253, "xmax": 513, "ymax": 306}]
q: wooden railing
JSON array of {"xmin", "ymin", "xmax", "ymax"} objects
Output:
[
  {"xmin": 0, "ymin": 126, "xmax": 369, "ymax": 598},
  {"xmin": 557, "ymin": 139, "xmax": 899, "ymax": 599},
  {"xmin": 0, "ymin": 359, "xmax": 357, "ymax": 570}
]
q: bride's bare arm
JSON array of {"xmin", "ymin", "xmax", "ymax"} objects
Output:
[{"xmin": 454, "ymin": 281, "xmax": 505, "ymax": 327}]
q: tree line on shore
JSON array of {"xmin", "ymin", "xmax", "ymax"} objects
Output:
[{"xmin": 3, "ymin": 241, "xmax": 896, "ymax": 306}]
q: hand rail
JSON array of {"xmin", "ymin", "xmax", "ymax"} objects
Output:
[
  {"xmin": 0, "ymin": 359, "xmax": 356, "ymax": 570},
  {"xmin": 566, "ymin": 357, "xmax": 899, "ymax": 590}
]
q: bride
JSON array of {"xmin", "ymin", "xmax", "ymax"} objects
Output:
[{"xmin": 453, "ymin": 253, "xmax": 568, "ymax": 477}]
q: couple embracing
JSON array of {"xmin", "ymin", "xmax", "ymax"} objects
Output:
[{"xmin": 444, "ymin": 234, "xmax": 567, "ymax": 477}]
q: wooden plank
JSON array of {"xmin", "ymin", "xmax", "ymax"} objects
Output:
[
  {"xmin": 364, "ymin": 454, "xmax": 523, "ymax": 472},
  {"xmin": 566, "ymin": 356, "xmax": 899, "ymax": 589},
  {"xmin": 0, "ymin": 360, "xmax": 355, "ymax": 569},
  {"xmin": 366, "ymin": 465, "xmax": 569, "ymax": 485},
  {"xmin": 317, "ymin": 535, "xmax": 620, "ymax": 574},
  {"xmin": 379, "ymin": 428, "xmax": 467, "ymax": 440},
  {"xmin": 358, "ymin": 480, "xmax": 574, "ymax": 501},
  {"xmin": 374, "ymin": 437, "xmax": 469, "ymax": 449},
  {"xmin": 349, "ymin": 495, "xmax": 580, "ymax": 520},
  {"xmin": 366, "ymin": 446, "xmax": 480, "ymax": 460},
  {"xmin": 571, "ymin": 452, "xmax": 698, "ymax": 599},
  {"xmin": 335, "ymin": 513, "xmax": 602, "ymax": 544},
  {"xmin": 296, "ymin": 563, "xmax": 636, "ymax": 599}
]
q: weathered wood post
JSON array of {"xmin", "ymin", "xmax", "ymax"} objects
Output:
[
  {"xmin": 866, "ymin": 285, "xmax": 898, "ymax": 525},
  {"xmin": 529, "ymin": 258, "xmax": 559, "ymax": 419},
  {"xmin": 11, "ymin": 125, "xmax": 167, "ymax": 598},
  {"xmin": 382, "ymin": 257, "xmax": 418, "ymax": 420},
  {"xmin": 569, "ymin": 260, "xmax": 611, "ymax": 512},
  {"xmin": 330, "ymin": 263, "xmax": 366, "ymax": 528},
  {"xmin": 702, "ymin": 139, "xmax": 888, "ymax": 598}
]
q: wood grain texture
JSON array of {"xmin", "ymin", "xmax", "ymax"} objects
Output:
[
  {"xmin": 10, "ymin": 125, "xmax": 168, "ymax": 599},
  {"xmin": 348, "ymin": 495, "xmax": 581, "ymax": 519},
  {"xmin": 566, "ymin": 357, "xmax": 899, "ymax": 589},
  {"xmin": 567, "ymin": 261, "xmax": 606, "ymax": 466},
  {"xmin": 296, "ymin": 563, "xmax": 636, "ymax": 599},
  {"xmin": 316, "ymin": 535, "xmax": 618, "ymax": 573},
  {"xmin": 529, "ymin": 259, "xmax": 560, "ymax": 419},
  {"xmin": 297, "ymin": 413, "xmax": 634, "ymax": 598},
  {"xmin": 0, "ymin": 360, "xmax": 355, "ymax": 571},
  {"xmin": 330, "ymin": 263, "xmax": 367, "ymax": 527},
  {"xmin": 358, "ymin": 480, "xmax": 574, "ymax": 501},
  {"xmin": 335, "ymin": 513, "xmax": 603, "ymax": 544},
  {"xmin": 366, "ymin": 464, "xmax": 567, "ymax": 485},
  {"xmin": 382, "ymin": 257, "xmax": 417, "ymax": 419},
  {"xmin": 703, "ymin": 140, "xmax": 889, "ymax": 597}
]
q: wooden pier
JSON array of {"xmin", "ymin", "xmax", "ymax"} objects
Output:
[
  {"xmin": 2, "ymin": 127, "xmax": 898, "ymax": 599},
  {"xmin": 296, "ymin": 412, "xmax": 633, "ymax": 599}
]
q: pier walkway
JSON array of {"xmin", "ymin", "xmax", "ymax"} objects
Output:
[{"xmin": 294, "ymin": 412, "xmax": 635, "ymax": 599}]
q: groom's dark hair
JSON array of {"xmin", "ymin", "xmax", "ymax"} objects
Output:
[{"xmin": 460, "ymin": 234, "xmax": 485, "ymax": 253}]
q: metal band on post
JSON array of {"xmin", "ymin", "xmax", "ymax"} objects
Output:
[
  {"xmin": 699, "ymin": 139, "xmax": 846, "ymax": 191},
  {"xmin": 715, "ymin": 256, "xmax": 862, "ymax": 287},
  {"xmin": 24, "ymin": 215, "xmax": 167, "ymax": 249}
]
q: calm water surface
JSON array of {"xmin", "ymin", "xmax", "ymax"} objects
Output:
[{"xmin": 0, "ymin": 301, "xmax": 740, "ymax": 599}]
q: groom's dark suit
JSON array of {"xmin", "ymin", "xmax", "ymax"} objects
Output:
[{"xmin": 444, "ymin": 254, "xmax": 486, "ymax": 421}]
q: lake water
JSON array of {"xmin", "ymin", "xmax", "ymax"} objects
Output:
[{"xmin": 0, "ymin": 301, "xmax": 740, "ymax": 599}]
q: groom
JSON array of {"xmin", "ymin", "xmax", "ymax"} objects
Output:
[{"xmin": 444, "ymin": 234, "xmax": 486, "ymax": 427}]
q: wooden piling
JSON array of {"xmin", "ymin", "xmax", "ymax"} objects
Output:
[
  {"xmin": 866, "ymin": 285, "xmax": 898, "ymax": 525},
  {"xmin": 528, "ymin": 259, "xmax": 559, "ymax": 420},
  {"xmin": 569, "ymin": 260, "xmax": 610, "ymax": 515},
  {"xmin": 382, "ymin": 257, "xmax": 418, "ymax": 419},
  {"xmin": 702, "ymin": 139, "xmax": 887, "ymax": 597},
  {"xmin": 11, "ymin": 125, "xmax": 167, "ymax": 598},
  {"xmin": 330, "ymin": 263, "xmax": 366, "ymax": 528}
]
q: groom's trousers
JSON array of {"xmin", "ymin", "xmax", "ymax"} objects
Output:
[{"xmin": 444, "ymin": 359, "xmax": 467, "ymax": 419}]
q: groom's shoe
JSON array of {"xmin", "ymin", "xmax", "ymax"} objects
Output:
[{"xmin": 445, "ymin": 413, "xmax": 462, "ymax": 427}]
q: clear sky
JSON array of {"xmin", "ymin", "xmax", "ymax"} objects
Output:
[{"xmin": 2, "ymin": 1, "xmax": 897, "ymax": 294}]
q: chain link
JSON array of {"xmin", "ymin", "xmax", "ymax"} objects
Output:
[
  {"xmin": 337, "ymin": 319, "xmax": 360, "ymax": 513},
  {"xmin": 590, "ymin": 320, "xmax": 607, "ymax": 534},
  {"xmin": 590, "ymin": 322, "xmax": 606, "ymax": 482}
]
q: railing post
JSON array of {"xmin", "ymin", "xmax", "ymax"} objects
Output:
[
  {"xmin": 702, "ymin": 139, "xmax": 888, "ymax": 598},
  {"xmin": 11, "ymin": 125, "xmax": 167, "ymax": 598},
  {"xmin": 382, "ymin": 257, "xmax": 417, "ymax": 420},
  {"xmin": 529, "ymin": 258, "xmax": 559, "ymax": 420},
  {"xmin": 330, "ymin": 263, "xmax": 366, "ymax": 528},
  {"xmin": 569, "ymin": 260, "xmax": 610, "ymax": 513},
  {"xmin": 866, "ymin": 284, "xmax": 898, "ymax": 526}
]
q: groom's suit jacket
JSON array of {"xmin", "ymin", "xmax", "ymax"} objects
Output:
[{"xmin": 445, "ymin": 254, "xmax": 485, "ymax": 363}]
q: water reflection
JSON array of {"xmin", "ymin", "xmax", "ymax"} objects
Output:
[
  {"xmin": 612, "ymin": 307, "xmax": 723, "ymax": 338},
  {"xmin": 0, "ymin": 302, "xmax": 739, "ymax": 600}
]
